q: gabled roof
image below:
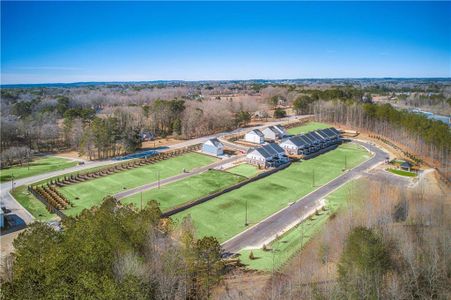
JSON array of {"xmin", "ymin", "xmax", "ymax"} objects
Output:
[
  {"xmin": 329, "ymin": 127, "xmax": 340, "ymax": 135},
  {"xmin": 304, "ymin": 132, "xmax": 321, "ymax": 143},
  {"xmin": 298, "ymin": 134, "xmax": 314, "ymax": 146},
  {"xmin": 247, "ymin": 129, "xmax": 264, "ymax": 137},
  {"xmin": 316, "ymin": 129, "xmax": 332, "ymax": 139},
  {"xmin": 274, "ymin": 124, "xmax": 286, "ymax": 134},
  {"xmin": 263, "ymin": 126, "xmax": 279, "ymax": 134},
  {"xmin": 310, "ymin": 131, "xmax": 326, "ymax": 142},
  {"xmin": 205, "ymin": 138, "xmax": 223, "ymax": 148},
  {"xmin": 283, "ymin": 135, "xmax": 309, "ymax": 148},
  {"xmin": 400, "ymin": 161, "xmax": 412, "ymax": 168},
  {"xmin": 249, "ymin": 143, "xmax": 285, "ymax": 159}
]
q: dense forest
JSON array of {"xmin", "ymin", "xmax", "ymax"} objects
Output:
[
  {"xmin": 1, "ymin": 198, "xmax": 224, "ymax": 299},
  {"xmin": 1, "ymin": 80, "xmax": 450, "ymax": 168}
]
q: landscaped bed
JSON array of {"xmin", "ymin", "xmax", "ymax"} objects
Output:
[
  {"xmin": 239, "ymin": 178, "xmax": 364, "ymax": 271},
  {"xmin": 121, "ymin": 170, "xmax": 246, "ymax": 212},
  {"xmin": 172, "ymin": 143, "xmax": 371, "ymax": 243},
  {"xmin": 387, "ymin": 168, "xmax": 417, "ymax": 177},
  {"xmin": 0, "ymin": 156, "xmax": 77, "ymax": 182},
  {"xmin": 59, "ymin": 152, "xmax": 217, "ymax": 216},
  {"xmin": 286, "ymin": 122, "xmax": 330, "ymax": 135},
  {"xmin": 226, "ymin": 163, "xmax": 260, "ymax": 178}
]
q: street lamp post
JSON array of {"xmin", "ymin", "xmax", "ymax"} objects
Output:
[
  {"xmin": 245, "ymin": 199, "xmax": 248, "ymax": 226},
  {"xmin": 140, "ymin": 191, "xmax": 143, "ymax": 211},
  {"xmin": 157, "ymin": 170, "xmax": 160, "ymax": 189}
]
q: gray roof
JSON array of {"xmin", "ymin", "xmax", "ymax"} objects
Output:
[
  {"xmin": 252, "ymin": 143, "xmax": 285, "ymax": 159},
  {"xmin": 310, "ymin": 131, "xmax": 326, "ymax": 142},
  {"xmin": 285, "ymin": 135, "xmax": 309, "ymax": 148},
  {"xmin": 400, "ymin": 161, "xmax": 412, "ymax": 168},
  {"xmin": 329, "ymin": 127, "xmax": 340, "ymax": 135},
  {"xmin": 264, "ymin": 126, "xmax": 279, "ymax": 134},
  {"xmin": 299, "ymin": 134, "xmax": 315, "ymax": 146},
  {"xmin": 206, "ymin": 138, "xmax": 223, "ymax": 148},
  {"xmin": 316, "ymin": 129, "xmax": 332, "ymax": 139},
  {"xmin": 248, "ymin": 129, "xmax": 264, "ymax": 137},
  {"xmin": 304, "ymin": 132, "xmax": 321, "ymax": 144}
]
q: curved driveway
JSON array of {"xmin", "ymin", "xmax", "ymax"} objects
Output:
[{"xmin": 221, "ymin": 140, "xmax": 388, "ymax": 254}]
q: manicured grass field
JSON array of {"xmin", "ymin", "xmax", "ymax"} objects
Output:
[
  {"xmin": 239, "ymin": 178, "xmax": 365, "ymax": 271},
  {"xmin": 0, "ymin": 156, "xmax": 77, "ymax": 182},
  {"xmin": 121, "ymin": 170, "xmax": 246, "ymax": 212},
  {"xmin": 387, "ymin": 168, "xmax": 417, "ymax": 177},
  {"xmin": 172, "ymin": 143, "xmax": 371, "ymax": 243},
  {"xmin": 60, "ymin": 153, "xmax": 217, "ymax": 216},
  {"xmin": 11, "ymin": 186, "xmax": 57, "ymax": 222},
  {"xmin": 226, "ymin": 164, "xmax": 259, "ymax": 178},
  {"xmin": 286, "ymin": 122, "xmax": 330, "ymax": 135}
]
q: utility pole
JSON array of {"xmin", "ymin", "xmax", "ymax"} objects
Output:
[
  {"xmin": 344, "ymin": 153, "xmax": 347, "ymax": 170},
  {"xmin": 11, "ymin": 173, "xmax": 15, "ymax": 192},
  {"xmin": 140, "ymin": 192, "xmax": 143, "ymax": 210},
  {"xmin": 312, "ymin": 169, "xmax": 315, "ymax": 187},
  {"xmin": 245, "ymin": 199, "xmax": 248, "ymax": 226},
  {"xmin": 157, "ymin": 170, "xmax": 160, "ymax": 189}
]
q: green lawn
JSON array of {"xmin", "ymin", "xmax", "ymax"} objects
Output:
[
  {"xmin": 11, "ymin": 186, "xmax": 57, "ymax": 222},
  {"xmin": 287, "ymin": 122, "xmax": 330, "ymax": 135},
  {"xmin": 226, "ymin": 164, "xmax": 259, "ymax": 178},
  {"xmin": 387, "ymin": 168, "xmax": 417, "ymax": 177},
  {"xmin": 60, "ymin": 153, "xmax": 217, "ymax": 216},
  {"xmin": 0, "ymin": 156, "xmax": 77, "ymax": 182},
  {"xmin": 239, "ymin": 178, "xmax": 365, "ymax": 271},
  {"xmin": 121, "ymin": 170, "xmax": 246, "ymax": 212},
  {"xmin": 172, "ymin": 143, "xmax": 371, "ymax": 243}
]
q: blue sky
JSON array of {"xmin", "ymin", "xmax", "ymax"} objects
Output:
[{"xmin": 1, "ymin": 1, "xmax": 450, "ymax": 84}]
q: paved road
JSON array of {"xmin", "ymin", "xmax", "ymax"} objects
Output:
[
  {"xmin": 0, "ymin": 115, "xmax": 307, "ymax": 228},
  {"xmin": 221, "ymin": 140, "xmax": 388, "ymax": 254},
  {"xmin": 114, "ymin": 155, "xmax": 244, "ymax": 200}
]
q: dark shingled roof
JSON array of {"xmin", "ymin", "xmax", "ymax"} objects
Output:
[
  {"xmin": 252, "ymin": 143, "xmax": 285, "ymax": 159},
  {"xmin": 207, "ymin": 138, "xmax": 223, "ymax": 148}
]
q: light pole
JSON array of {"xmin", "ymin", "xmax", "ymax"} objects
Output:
[
  {"xmin": 157, "ymin": 170, "xmax": 160, "ymax": 189},
  {"xmin": 312, "ymin": 169, "xmax": 315, "ymax": 187},
  {"xmin": 140, "ymin": 191, "xmax": 143, "ymax": 211},
  {"xmin": 344, "ymin": 153, "xmax": 347, "ymax": 170},
  {"xmin": 245, "ymin": 199, "xmax": 248, "ymax": 226},
  {"xmin": 11, "ymin": 173, "xmax": 15, "ymax": 192}
]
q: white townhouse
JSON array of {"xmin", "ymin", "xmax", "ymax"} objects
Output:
[{"xmin": 244, "ymin": 129, "xmax": 265, "ymax": 144}]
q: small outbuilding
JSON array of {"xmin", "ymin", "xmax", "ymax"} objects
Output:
[
  {"xmin": 244, "ymin": 129, "xmax": 265, "ymax": 144},
  {"xmin": 400, "ymin": 161, "xmax": 412, "ymax": 172},
  {"xmin": 202, "ymin": 138, "xmax": 224, "ymax": 156}
]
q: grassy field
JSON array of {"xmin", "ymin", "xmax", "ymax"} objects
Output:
[
  {"xmin": 11, "ymin": 186, "xmax": 57, "ymax": 222},
  {"xmin": 226, "ymin": 164, "xmax": 259, "ymax": 178},
  {"xmin": 121, "ymin": 170, "xmax": 246, "ymax": 212},
  {"xmin": 287, "ymin": 122, "xmax": 330, "ymax": 135},
  {"xmin": 172, "ymin": 143, "xmax": 370, "ymax": 243},
  {"xmin": 387, "ymin": 168, "xmax": 417, "ymax": 177},
  {"xmin": 60, "ymin": 153, "xmax": 217, "ymax": 216},
  {"xmin": 0, "ymin": 156, "xmax": 77, "ymax": 182},
  {"xmin": 239, "ymin": 178, "xmax": 365, "ymax": 271}
]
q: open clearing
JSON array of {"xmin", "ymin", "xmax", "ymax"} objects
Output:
[
  {"xmin": 286, "ymin": 122, "xmax": 330, "ymax": 135},
  {"xmin": 121, "ymin": 170, "xmax": 245, "ymax": 212},
  {"xmin": 226, "ymin": 164, "xmax": 259, "ymax": 178},
  {"xmin": 239, "ymin": 178, "xmax": 365, "ymax": 271},
  {"xmin": 59, "ymin": 153, "xmax": 217, "ymax": 216},
  {"xmin": 0, "ymin": 156, "xmax": 77, "ymax": 182},
  {"xmin": 172, "ymin": 143, "xmax": 370, "ymax": 243}
]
